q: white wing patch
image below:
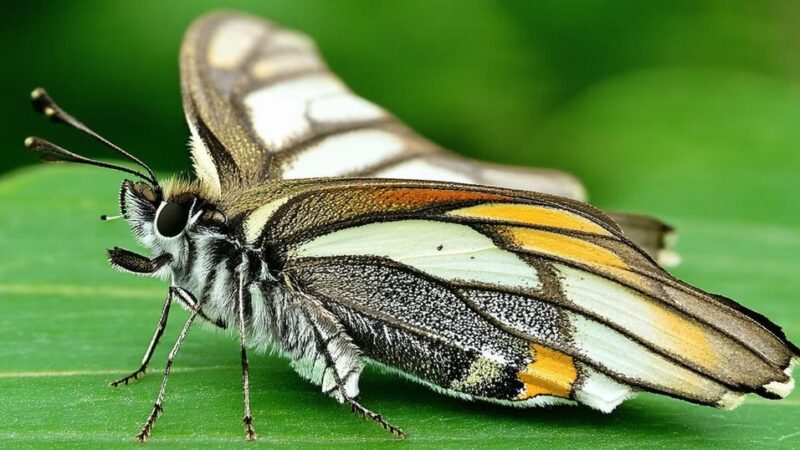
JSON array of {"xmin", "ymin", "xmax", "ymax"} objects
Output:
[
  {"xmin": 244, "ymin": 74, "xmax": 386, "ymax": 150},
  {"xmin": 187, "ymin": 117, "xmax": 222, "ymax": 197},
  {"xmin": 283, "ymin": 130, "xmax": 405, "ymax": 178},
  {"xmin": 371, "ymin": 157, "xmax": 476, "ymax": 184},
  {"xmin": 573, "ymin": 366, "xmax": 634, "ymax": 413},
  {"xmin": 476, "ymin": 164, "xmax": 588, "ymax": 201},
  {"xmin": 244, "ymin": 75, "xmax": 344, "ymax": 148},
  {"xmin": 307, "ymin": 94, "xmax": 385, "ymax": 123},
  {"xmin": 555, "ymin": 264, "xmax": 712, "ymax": 367},
  {"xmin": 244, "ymin": 196, "xmax": 290, "ymax": 243},
  {"xmin": 291, "ymin": 220, "xmax": 541, "ymax": 291},
  {"xmin": 265, "ymin": 29, "xmax": 316, "ymax": 52},
  {"xmin": 763, "ymin": 362, "xmax": 797, "ymax": 398},
  {"xmin": 569, "ymin": 314, "xmax": 732, "ymax": 405},
  {"xmin": 207, "ymin": 18, "xmax": 264, "ymax": 69},
  {"xmin": 251, "ymin": 53, "xmax": 322, "ymax": 80}
]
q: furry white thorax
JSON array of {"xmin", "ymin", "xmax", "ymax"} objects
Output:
[{"xmin": 121, "ymin": 186, "xmax": 362, "ymax": 401}]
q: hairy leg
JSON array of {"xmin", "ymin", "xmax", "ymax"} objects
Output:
[
  {"xmin": 110, "ymin": 289, "xmax": 172, "ymax": 387},
  {"xmin": 298, "ymin": 294, "xmax": 405, "ymax": 438},
  {"xmin": 135, "ymin": 292, "xmax": 206, "ymax": 442},
  {"xmin": 111, "ymin": 285, "xmax": 227, "ymax": 389},
  {"xmin": 237, "ymin": 266, "xmax": 257, "ymax": 441}
]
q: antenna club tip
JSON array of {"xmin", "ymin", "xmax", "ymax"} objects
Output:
[
  {"xmin": 24, "ymin": 136, "xmax": 35, "ymax": 148},
  {"xmin": 31, "ymin": 87, "xmax": 46, "ymax": 100},
  {"xmin": 43, "ymin": 106, "xmax": 56, "ymax": 117}
]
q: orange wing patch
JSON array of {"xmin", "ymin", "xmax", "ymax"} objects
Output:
[
  {"xmin": 449, "ymin": 203, "xmax": 613, "ymax": 236},
  {"xmin": 518, "ymin": 344, "xmax": 578, "ymax": 399}
]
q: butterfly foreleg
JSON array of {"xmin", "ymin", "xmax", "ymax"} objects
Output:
[
  {"xmin": 135, "ymin": 289, "xmax": 206, "ymax": 442},
  {"xmin": 296, "ymin": 295, "xmax": 405, "ymax": 439},
  {"xmin": 107, "ymin": 247, "xmax": 172, "ymax": 275}
]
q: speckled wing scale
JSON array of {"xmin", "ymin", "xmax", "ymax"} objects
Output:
[
  {"xmin": 25, "ymin": 9, "xmax": 798, "ymax": 443},
  {"xmin": 180, "ymin": 11, "xmax": 678, "ymax": 264}
]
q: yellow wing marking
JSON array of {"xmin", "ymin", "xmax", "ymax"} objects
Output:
[
  {"xmin": 500, "ymin": 226, "xmax": 628, "ymax": 270},
  {"xmin": 651, "ymin": 304, "xmax": 715, "ymax": 368},
  {"xmin": 599, "ymin": 266, "xmax": 716, "ymax": 369},
  {"xmin": 504, "ymin": 227, "xmax": 716, "ymax": 370},
  {"xmin": 517, "ymin": 344, "xmax": 578, "ymax": 399},
  {"xmin": 449, "ymin": 203, "xmax": 613, "ymax": 236}
]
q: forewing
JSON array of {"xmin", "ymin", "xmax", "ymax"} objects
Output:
[
  {"xmin": 181, "ymin": 11, "xmax": 675, "ymax": 263},
  {"xmin": 181, "ymin": 13, "xmax": 273, "ymax": 195},
  {"xmin": 235, "ymin": 179, "xmax": 798, "ymax": 410},
  {"xmin": 181, "ymin": 12, "xmax": 583, "ymax": 196}
]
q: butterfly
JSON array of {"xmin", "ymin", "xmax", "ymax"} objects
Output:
[{"xmin": 24, "ymin": 10, "xmax": 797, "ymax": 442}]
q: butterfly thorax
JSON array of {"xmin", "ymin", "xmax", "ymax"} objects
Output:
[{"xmin": 120, "ymin": 177, "xmax": 326, "ymax": 363}]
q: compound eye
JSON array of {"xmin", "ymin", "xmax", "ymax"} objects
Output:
[
  {"xmin": 133, "ymin": 182, "xmax": 158, "ymax": 203},
  {"xmin": 155, "ymin": 201, "xmax": 190, "ymax": 238}
]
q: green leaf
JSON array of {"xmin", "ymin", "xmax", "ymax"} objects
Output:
[{"xmin": 0, "ymin": 159, "xmax": 798, "ymax": 448}]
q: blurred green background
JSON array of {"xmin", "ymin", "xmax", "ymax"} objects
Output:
[{"xmin": 2, "ymin": 1, "xmax": 800, "ymax": 448}]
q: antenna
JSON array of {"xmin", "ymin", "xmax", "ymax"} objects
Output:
[
  {"xmin": 24, "ymin": 136, "xmax": 157, "ymax": 185},
  {"xmin": 28, "ymin": 88, "xmax": 160, "ymax": 187}
]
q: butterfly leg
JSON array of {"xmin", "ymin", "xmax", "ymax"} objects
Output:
[
  {"xmin": 173, "ymin": 285, "xmax": 227, "ymax": 329},
  {"xmin": 108, "ymin": 247, "xmax": 172, "ymax": 275},
  {"xmin": 345, "ymin": 397, "xmax": 405, "ymax": 438},
  {"xmin": 109, "ymin": 289, "xmax": 173, "ymax": 387},
  {"xmin": 236, "ymin": 269, "xmax": 258, "ymax": 441},
  {"xmin": 135, "ymin": 289, "xmax": 206, "ymax": 442},
  {"xmin": 298, "ymin": 297, "xmax": 405, "ymax": 439},
  {"xmin": 110, "ymin": 286, "xmax": 224, "ymax": 388}
]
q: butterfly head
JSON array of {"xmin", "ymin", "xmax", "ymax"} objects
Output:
[
  {"xmin": 120, "ymin": 180, "xmax": 187, "ymax": 244},
  {"xmin": 25, "ymin": 88, "xmax": 226, "ymax": 261},
  {"xmin": 119, "ymin": 178, "xmax": 223, "ymax": 253}
]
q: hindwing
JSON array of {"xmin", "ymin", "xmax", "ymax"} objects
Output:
[{"xmin": 227, "ymin": 179, "xmax": 798, "ymax": 410}]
